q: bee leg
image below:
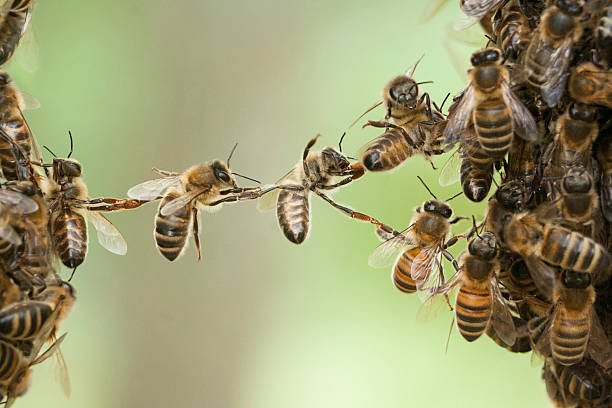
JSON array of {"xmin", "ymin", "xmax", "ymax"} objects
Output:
[
  {"xmin": 313, "ymin": 190, "xmax": 400, "ymax": 236},
  {"xmin": 192, "ymin": 208, "xmax": 202, "ymax": 261},
  {"xmin": 448, "ymin": 216, "xmax": 469, "ymax": 225},
  {"xmin": 441, "ymin": 249, "xmax": 459, "ymax": 272},
  {"xmin": 208, "ymin": 184, "xmax": 303, "ymax": 206},
  {"xmin": 420, "ymin": 92, "xmax": 432, "ymax": 118},
  {"xmin": 68, "ymin": 268, "xmax": 77, "ymax": 282},
  {"xmin": 385, "ymin": 100, "xmax": 392, "ymax": 120},
  {"xmin": 302, "ymin": 134, "xmax": 321, "ymax": 179},
  {"xmin": 81, "ymin": 198, "xmax": 152, "ymax": 211},
  {"xmin": 219, "ymin": 187, "xmax": 260, "ymax": 195}
]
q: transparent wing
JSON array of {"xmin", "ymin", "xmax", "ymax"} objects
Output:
[
  {"xmin": 540, "ymin": 37, "xmax": 573, "ymax": 107},
  {"xmin": 528, "ymin": 308, "xmax": 554, "ymax": 367},
  {"xmin": 32, "ymin": 332, "xmax": 68, "ymax": 365},
  {"xmin": 438, "ymin": 149, "xmax": 462, "ymax": 186},
  {"xmin": 523, "ymin": 255, "xmax": 556, "ymax": 302},
  {"xmin": 443, "ymin": 85, "xmax": 475, "ymax": 147},
  {"xmin": 489, "ymin": 276, "xmax": 517, "ymax": 347},
  {"xmin": 412, "ymin": 243, "xmax": 443, "ymax": 292},
  {"xmin": 416, "ymin": 269, "xmax": 461, "ymax": 323},
  {"xmin": 127, "ymin": 175, "xmax": 182, "ymax": 200},
  {"xmin": 53, "ymin": 340, "xmax": 71, "ymax": 397},
  {"xmin": 15, "ymin": 18, "xmax": 38, "ymax": 73},
  {"xmin": 0, "ymin": 220, "xmax": 21, "ymax": 245},
  {"xmin": 419, "ymin": 0, "xmax": 448, "ymax": 23},
  {"xmin": 368, "ymin": 226, "xmax": 415, "ymax": 268},
  {"xmin": 460, "ymin": 0, "xmax": 504, "ymax": 18},
  {"xmin": 0, "ymin": 189, "xmax": 38, "ymax": 213},
  {"xmin": 160, "ymin": 187, "xmax": 210, "ymax": 216},
  {"xmin": 453, "ymin": 12, "xmax": 480, "ymax": 31},
  {"xmin": 501, "ymin": 79, "xmax": 538, "ymax": 142},
  {"xmin": 588, "ymin": 311, "xmax": 612, "ymax": 371},
  {"xmin": 257, "ymin": 167, "xmax": 299, "ymax": 212},
  {"xmin": 89, "ymin": 212, "xmax": 127, "ymax": 255}
]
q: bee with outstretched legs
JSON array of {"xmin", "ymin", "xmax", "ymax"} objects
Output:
[
  {"xmin": 444, "ymin": 47, "xmax": 537, "ymax": 161},
  {"xmin": 258, "ymin": 135, "xmax": 399, "ymax": 244},
  {"xmin": 368, "ymin": 177, "xmax": 466, "ymax": 299},
  {"xmin": 521, "ymin": 0, "xmax": 584, "ymax": 107}
]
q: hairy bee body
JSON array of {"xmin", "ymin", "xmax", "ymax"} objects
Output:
[
  {"xmin": 472, "ymin": 85, "xmax": 513, "ymax": 159},
  {"xmin": 596, "ymin": 127, "xmax": 612, "ymax": 222},
  {"xmin": 0, "ymin": 74, "xmax": 32, "ymax": 181},
  {"xmin": 495, "ymin": 0, "xmax": 530, "ymax": 60},
  {"xmin": 0, "ymin": 341, "xmax": 20, "ymax": 383},
  {"xmin": 455, "ymin": 277, "xmax": 491, "ymax": 342},
  {"xmin": 0, "ymin": 300, "xmax": 51, "ymax": 340},
  {"xmin": 154, "ymin": 190, "xmax": 192, "ymax": 261},
  {"xmin": 360, "ymin": 127, "xmax": 415, "ymax": 172},
  {"xmin": 392, "ymin": 246, "xmax": 421, "ymax": 293},
  {"xmin": 555, "ymin": 104, "xmax": 598, "ymax": 169},
  {"xmin": 460, "ymin": 135, "xmax": 494, "ymax": 202},
  {"xmin": 568, "ymin": 63, "xmax": 612, "ymax": 109},
  {"xmin": 49, "ymin": 208, "xmax": 87, "ymax": 269},
  {"xmin": 277, "ymin": 189, "xmax": 310, "ymax": 244}
]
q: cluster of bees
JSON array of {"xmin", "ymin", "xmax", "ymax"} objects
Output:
[{"xmin": 0, "ymin": 0, "xmax": 609, "ymax": 406}]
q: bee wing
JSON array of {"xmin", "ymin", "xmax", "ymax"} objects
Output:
[
  {"xmin": 438, "ymin": 148, "xmax": 462, "ymax": 186},
  {"xmin": 0, "ymin": 221, "xmax": 21, "ymax": 246},
  {"xmin": 412, "ymin": 243, "xmax": 442, "ymax": 291},
  {"xmin": 527, "ymin": 311, "xmax": 553, "ymax": 367},
  {"xmin": 127, "ymin": 175, "xmax": 182, "ymax": 201},
  {"xmin": 419, "ymin": 0, "xmax": 447, "ymax": 23},
  {"xmin": 540, "ymin": 36, "xmax": 573, "ymax": 107},
  {"xmin": 443, "ymin": 84, "xmax": 475, "ymax": 148},
  {"xmin": 0, "ymin": 190, "xmax": 38, "ymax": 214},
  {"xmin": 501, "ymin": 80, "xmax": 538, "ymax": 142},
  {"xmin": 15, "ymin": 15, "xmax": 39, "ymax": 73},
  {"xmin": 88, "ymin": 212, "xmax": 128, "ymax": 256},
  {"xmin": 523, "ymin": 255, "xmax": 556, "ymax": 301},
  {"xmin": 32, "ymin": 332, "xmax": 68, "ymax": 366},
  {"xmin": 368, "ymin": 226, "xmax": 416, "ymax": 268},
  {"xmin": 416, "ymin": 269, "xmax": 461, "ymax": 323},
  {"xmin": 452, "ymin": 12, "xmax": 480, "ymax": 31},
  {"xmin": 459, "ymin": 0, "xmax": 504, "ymax": 18},
  {"xmin": 588, "ymin": 311, "xmax": 612, "ymax": 371},
  {"xmin": 159, "ymin": 187, "xmax": 210, "ymax": 217},
  {"xmin": 257, "ymin": 167, "xmax": 299, "ymax": 212},
  {"xmin": 54, "ymin": 340, "xmax": 71, "ymax": 397},
  {"xmin": 489, "ymin": 276, "xmax": 517, "ymax": 347}
]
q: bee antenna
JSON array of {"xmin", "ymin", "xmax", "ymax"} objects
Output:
[
  {"xmin": 232, "ymin": 172, "xmax": 261, "ymax": 184},
  {"xmin": 471, "ymin": 215, "xmax": 482, "ymax": 239},
  {"xmin": 43, "ymin": 145, "xmax": 57, "ymax": 158},
  {"xmin": 406, "ymin": 54, "xmax": 425, "ymax": 77},
  {"xmin": 439, "ymin": 93, "xmax": 451, "ymax": 111},
  {"xmin": 347, "ymin": 100, "xmax": 383, "ymax": 129},
  {"xmin": 338, "ymin": 132, "xmax": 346, "ymax": 153},
  {"xmin": 227, "ymin": 142, "xmax": 238, "ymax": 167},
  {"xmin": 416, "ymin": 176, "xmax": 437, "ymax": 199},
  {"xmin": 416, "ymin": 80, "xmax": 433, "ymax": 86},
  {"xmin": 67, "ymin": 130, "xmax": 74, "ymax": 158},
  {"xmin": 445, "ymin": 191, "xmax": 463, "ymax": 202}
]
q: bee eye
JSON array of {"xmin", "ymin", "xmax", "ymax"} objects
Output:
[
  {"xmin": 441, "ymin": 208, "xmax": 452, "ymax": 218},
  {"xmin": 216, "ymin": 170, "xmax": 230, "ymax": 183}
]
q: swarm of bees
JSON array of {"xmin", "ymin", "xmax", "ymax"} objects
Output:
[{"xmin": 3, "ymin": 0, "xmax": 610, "ymax": 406}]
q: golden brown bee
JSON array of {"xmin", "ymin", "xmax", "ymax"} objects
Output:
[
  {"xmin": 567, "ymin": 62, "xmax": 612, "ymax": 109},
  {"xmin": 521, "ymin": 0, "xmax": 584, "ymax": 107},
  {"xmin": 0, "ymin": 0, "xmax": 33, "ymax": 67},
  {"xmin": 595, "ymin": 1, "xmax": 612, "ymax": 68},
  {"xmin": 435, "ymin": 231, "xmax": 517, "ymax": 344},
  {"xmin": 551, "ymin": 167, "xmax": 599, "ymax": 229},
  {"xmin": 368, "ymin": 189, "xmax": 463, "ymax": 296},
  {"xmin": 444, "ymin": 48, "xmax": 537, "ymax": 160},
  {"xmin": 549, "ymin": 103, "xmax": 599, "ymax": 170},
  {"xmin": 259, "ymin": 136, "xmax": 395, "ymax": 245},
  {"xmin": 531, "ymin": 271, "xmax": 612, "ymax": 369},
  {"xmin": 545, "ymin": 359, "xmax": 610, "ymax": 406},
  {"xmin": 493, "ymin": 0, "xmax": 531, "ymax": 60},
  {"xmin": 595, "ymin": 124, "xmax": 612, "ymax": 222}
]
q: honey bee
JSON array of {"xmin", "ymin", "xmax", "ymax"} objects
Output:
[
  {"xmin": 0, "ymin": 0, "xmax": 33, "ymax": 67},
  {"xmin": 444, "ymin": 47, "xmax": 537, "ymax": 160},
  {"xmin": 0, "ymin": 186, "xmax": 38, "ymax": 266},
  {"xmin": 493, "ymin": 0, "xmax": 531, "ymax": 60},
  {"xmin": 550, "ymin": 167, "xmax": 599, "ymax": 231},
  {"xmin": 485, "ymin": 179, "xmax": 530, "ymax": 243},
  {"xmin": 507, "ymin": 136, "xmax": 539, "ymax": 199},
  {"xmin": 521, "ymin": 0, "xmax": 584, "ymax": 107},
  {"xmin": 595, "ymin": 124, "xmax": 612, "ymax": 222},
  {"xmin": 530, "ymin": 271, "xmax": 612, "ymax": 369},
  {"xmin": 435, "ymin": 231, "xmax": 517, "ymax": 344},
  {"xmin": 43, "ymin": 138, "xmax": 141, "ymax": 272},
  {"xmin": 368, "ymin": 181, "xmax": 464, "ymax": 297},
  {"xmin": 567, "ymin": 62, "xmax": 612, "ymax": 109},
  {"xmin": 545, "ymin": 359, "xmax": 610, "ymax": 406}
]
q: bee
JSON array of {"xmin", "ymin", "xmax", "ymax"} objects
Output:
[
  {"xmin": 0, "ymin": 0, "xmax": 34, "ymax": 67},
  {"xmin": 444, "ymin": 47, "xmax": 537, "ymax": 160},
  {"xmin": 595, "ymin": 124, "xmax": 612, "ymax": 222},
  {"xmin": 521, "ymin": 0, "xmax": 584, "ymax": 107},
  {"xmin": 595, "ymin": 0, "xmax": 612, "ymax": 68},
  {"xmin": 545, "ymin": 359, "xmax": 610, "ymax": 406},
  {"xmin": 128, "ymin": 145, "xmax": 265, "ymax": 260},
  {"xmin": 435, "ymin": 231, "xmax": 517, "ymax": 344},
  {"xmin": 493, "ymin": 0, "xmax": 531, "ymax": 60},
  {"xmin": 550, "ymin": 167, "xmax": 599, "ymax": 231},
  {"xmin": 549, "ymin": 103, "xmax": 598, "ymax": 171},
  {"xmin": 530, "ymin": 270, "xmax": 612, "ymax": 368},
  {"xmin": 503, "ymin": 208, "xmax": 612, "ymax": 299},
  {"xmin": 507, "ymin": 136, "xmax": 539, "ymax": 199},
  {"xmin": 485, "ymin": 179, "xmax": 531, "ymax": 244},
  {"xmin": 43, "ymin": 137, "xmax": 140, "ymax": 272},
  {"xmin": 498, "ymin": 258, "xmax": 540, "ymax": 300},
  {"xmin": 0, "ymin": 186, "xmax": 38, "ymax": 267},
  {"xmin": 368, "ymin": 179, "xmax": 464, "ymax": 296},
  {"xmin": 567, "ymin": 62, "xmax": 612, "ymax": 109}
]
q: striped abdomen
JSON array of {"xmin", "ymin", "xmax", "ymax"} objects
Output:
[
  {"xmin": 539, "ymin": 225, "xmax": 611, "ymax": 281},
  {"xmin": 551, "ymin": 307, "xmax": 590, "ymax": 366},
  {"xmin": 276, "ymin": 189, "xmax": 310, "ymax": 244},
  {"xmin": 0, "ymin": 211, "xmax": 16, "ymax": 264},
  {"xmin": 455, "ymin": 282, "xmax": 491, "ymax": 342},
  {"xmin": 392, "ymin": 247, "xmax": 421, "ymax": 293},
  {"xmin": 596, "ymin": 3, "xmax": 612, "ymax": 67},
  {"xmin": 0, "ymin": 97, "xmax": 32, "ymax": 181},
  {"xmin": 0, "ymin": 341, "xmax": 19, "ymax": 382},
  {"xmin": 553, "ymin": 362, "xmax": 606, "ymax": 402},
  {"xmin": 19, "ymin": 227, "xmax": 53, "ymax": 279},
  {"xmin": 558, "ymin": 113, "xmax": 598, "ymax": 168},
  {"xmin": 50, "ymin": 208, "xmax": 87, "ymax": 269},
  {"xmin": 497, "ymin": 3, "xmax": 529, "ymax": 60},
  {"xmin": 0, "ymin": 5, "xmax": 28, "ymax": 67},
  {"xmin": 154, "ymin": 191, "xmax": 191, "ymax": 261},
  {"xmin": 361, "ymin": 128, "xmax": 414, "ymax": 172},
  {"xmin": 460, "ymin": 156, "xmax": 493, "ymax": 202},
  {"xmin": 0, "ymin": 300, "xmax": 52, "ymax": 340},
  {"xmin": 508, "ymin": 259, "xmax": 539, "ymax": 297},
  {"xmin": 473, "ymin": 98, "xmax": 513, "ymax": 159}
]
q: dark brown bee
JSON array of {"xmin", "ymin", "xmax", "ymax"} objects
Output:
[
  {"xmin": 444, "ymin": 48, "xmax": 537, "ymax": 160},
  {"xmin": 485, "ymin": 179, "xmax": 530, "ymax": 244},
  {"xmin": 0, "ymin": 0, "xmax": 33, "ymax": 67},
  {"xmin": 259, "ymin": 136, "xmax": 394, "ymax": 245},
  {"xmin": 567, "ymin": 62, "xmax": 612, "ymax": 109},
  {"xmin": 549, "ymin": 103, "xmax": 598, "ymax": 170},
  {"xmin": 521, "ymin": 0, "xmax": 584, "ymax": 106},
  {"xmin": 493, "ymin": 0, "xmax": 531, "ymax": 60},
  {"xmin": 595, "ymin": 124, "xmax": 612, "ymax": 222}
]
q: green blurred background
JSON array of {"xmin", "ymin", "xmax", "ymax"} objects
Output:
[{"xmin": 10, "ymin": 0, "xmax": 549, "ymax": 406}]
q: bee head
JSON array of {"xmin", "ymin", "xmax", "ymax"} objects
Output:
[
  {"xmin": 568, "ymin": 103, "xmax": 597, "ymax": 122},
  {"xmin": 321, "ymin": 147, "xmax": 350, "ymax": 172},
  {"xmin": 561, "ymin": 270, "xmax": 591, "ymax": 289},
  {"xmin": 563, "ymin": 167, "xmax": 591, "ymax": 194},
  {"xmin": 467, "ymin": 231, "xmax": 497, "ymax": 260},
  {"xmin": 423, "ymin": 200, "xmax": 452, "ymax": 218},
  {"xmin": 470, "ymin": 48, "xmax": 500, "ymax": 67},
  {"xmin": 388, "ymin": 77, "xmax": 419, "ymax": 109},
  {"xmin": 211, "ymin": 160, "xmax": 236, "ymax": 187},
  {"xmin": 54, "ymin": 158, "xmax": 82, "ymax": 179},
  {"xmin": 495, "ymin": 180, "xmax": 526, "ymax": 211},
  {"xmin": 471, "ymin": 49, "xmax": 501, "ymax": 92},
  {"xmin": 547, "ymin": 2, "xmax": 578, "ymax": 39}
]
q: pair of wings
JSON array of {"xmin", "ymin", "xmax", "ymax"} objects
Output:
[
  {"xmin": 127, "ymin": 172, "xmax": 210, "ymax": 217},
  {"xmin": 443, "ymin": 79, "xmax": 538, "ymax": 149}
]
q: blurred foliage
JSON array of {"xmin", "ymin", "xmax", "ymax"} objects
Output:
[{"xmin": 15, "ymin": 0, "xmax": 547, "ymax": 407}]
